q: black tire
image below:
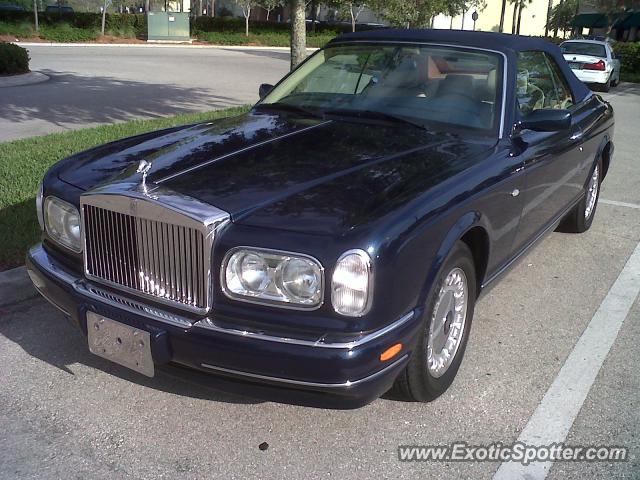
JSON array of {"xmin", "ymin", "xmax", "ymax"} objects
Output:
[
  {"xmin": 601, "ymin": 77, "xmax": 611, "ymax": 92},
  {"xmin": 391, "ymin": 241, "xmax": 476, "ymax": 402},
  {"xmin": 558, "ymin": 157, "xmax": 602, "ymax": 234}
]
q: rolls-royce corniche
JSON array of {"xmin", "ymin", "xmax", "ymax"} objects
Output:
[{"xmin": 26, "ymin": 30, "xmax": 614, "ymax": 408}]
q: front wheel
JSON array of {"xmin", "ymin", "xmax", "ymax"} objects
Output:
[
  {"xmin": 391, "ymin": 241, "xmax": 476, "ymax": 402},
  {"xmin": 558, "ymin": 158, "xmax": 602, "ymax": 233}
]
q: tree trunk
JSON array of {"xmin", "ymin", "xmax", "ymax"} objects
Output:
[
  {"xmin": 290, "ymin": 0, "xmax": 306, "ymax": 70},
  {"xmin": 33, "ymin": 0, "xmax": 39, "ymax": 32},
  {"xmin": 101, "ymin": 0, "xmax": 108, "ymax": 35},
  {"xmin": 511, "ymin": 1, "xmax": 518, "ymax": 34},
  {"xmin": 266, "ymin": 9, "xmax": 270, "ymax": 21},
  {"xmin": 516, "ymin": 1, "xmax": 523, "ymax": 34},
  {"xmin": 210, "ymin": 0, "xmax": 215, "ymax": 17},
  {"xmin": 545, "ymin": 0, "xmax": 552, "ymax": 36},
  {"xmin": 311, "ymin": 0, "xmax": 317, "ymax": 33},
  {"xmin": 145, "ymin": 0, "xmax": 149, "ymax": 13},
  {"xmin": 499, "ymin": 0, "xmax": 506, "ymax": 32},
  {"xmin": 554, "ymin": 0, "xmax": 562, "ymax": 36},
  {"xmin": 245, "ymin": 10, "xmax": 250, "ymax": 36},
  {"xmin": 350, "ymin": 6, "xmax": 356, "ymax": 32}
]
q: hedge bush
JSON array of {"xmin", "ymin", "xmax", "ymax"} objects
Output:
[
  {"xmin": 0, "ymin": 41, "xmax": 29, "ymax": 75},
  {"xmin": 0, "ymin": 11, "xmax": 148, "ymax": 38},
  {"xmin": 613, "ymin": 41, "xmax": 640, "ymax": 75},
  {"xmin": 0, "ymin": 11, "xmax": 351, "ymax": 41}
]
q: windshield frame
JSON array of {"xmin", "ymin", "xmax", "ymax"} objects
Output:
[{"xmin": 255, "ymin": 40, "xmax": 508, "ymax": 139}]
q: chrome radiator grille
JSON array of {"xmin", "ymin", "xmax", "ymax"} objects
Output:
[{"xmin": 83, "ymin": 203, "xmax": 210, "ymax": 312}]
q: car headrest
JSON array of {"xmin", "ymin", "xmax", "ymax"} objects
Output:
[
  {"xmin": 487, "ymin": 69, "xmax": 497, "ymax": 92},
  {"xmin": 381, "ymin": 55, "xmax": 423, "ymax": 88},
  {"xmin": 439, "ymin": 74, "xmax": 474, "ymax": 95}
]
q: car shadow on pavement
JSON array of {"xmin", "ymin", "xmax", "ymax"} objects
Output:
[
  {"xmin": 607, "ymin": 81, "xmax": 640, "ymax": 96},
  {"xmin": 0, "ymin": 70, "xmax": 243, "ymax": 128},
  {"xmin": 0, "ymin": 299, "xmax": 262, "ymax": 405},
  {"xmin": 222, "ymin": 49, "xmax": 292, "ymax": 62}
]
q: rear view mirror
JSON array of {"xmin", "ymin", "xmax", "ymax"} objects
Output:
[
  {"xmin": 519, "ymin": 109, "xmax": 571, "ymax": 132},
  {"xmin": 259, "ymin": 83, "xmax": 274, "ymax": 100}
]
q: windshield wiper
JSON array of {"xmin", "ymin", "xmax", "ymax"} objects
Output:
[
  {"xmin": 254, "ymin": 102, "xmax": 321, "ymax": 118},
  {"xmin": 319, "ymin": 108, "xmax": 427, "ymax": 130}
]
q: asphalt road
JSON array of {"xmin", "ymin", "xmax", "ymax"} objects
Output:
[
  {"xmin": 1, "ymin": 82, "xmax": 639, "ymax": 478},
  {"xmin": 0, "ymin": 45, "xmax": 291, "ymax": 142}
]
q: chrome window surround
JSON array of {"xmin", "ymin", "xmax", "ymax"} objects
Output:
[
  {"xmin": 327, "ymin": 40, "xmax": 509, "ymax": 139},
  {"xmin": 220, "ymin": 246, "xmax": 325, "ymax": 311},
  {"xmin": 80, "ymin": 183, "xmax": 229, "ymax": 314}
]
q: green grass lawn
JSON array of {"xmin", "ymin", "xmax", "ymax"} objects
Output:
[{"xmin": 0, "ymin": 105, "xmax": 250, "ymax": 271}]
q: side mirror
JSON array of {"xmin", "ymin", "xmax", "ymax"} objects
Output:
[
  {"xmin": 519, "ymin": 109, "xmax": 571, "ymax": 132},
  {"xmin": 259, "ymin": 83, "xmax": 274, "ymax": 100}
]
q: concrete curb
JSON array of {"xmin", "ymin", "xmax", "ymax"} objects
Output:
[
  {"xmin": 0, "ymin": 266, "xmax": 38, "ymax": 307},
  {"xmin": 0, "ymin": 71, "xmax": 50, "ymax": 88},
  {"xmin": 14, "ymin": 42, "xmax": 318, "ymax": 52}
]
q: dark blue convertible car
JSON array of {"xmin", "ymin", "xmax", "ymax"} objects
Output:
[{"xmin": 27, "ymin": 30, "xmax": 614, "ymax": 408}]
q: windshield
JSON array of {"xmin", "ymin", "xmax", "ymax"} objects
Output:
[
  {"xmin": 259, "ymin": 44, "xmax": 503, "ymax": 133},
  {"xmin": 561, "ymin": 42, "xmax": 607, "ymax": 58}
]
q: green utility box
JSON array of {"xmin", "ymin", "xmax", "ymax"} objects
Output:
[{"xmin": 147, "ymin": 12, "xmax": 190, "ymax": 42}]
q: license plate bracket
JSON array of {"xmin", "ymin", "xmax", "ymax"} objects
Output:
[{"xmin": 87, "ymin": 311, "xmax": 155, "ymax": 377}]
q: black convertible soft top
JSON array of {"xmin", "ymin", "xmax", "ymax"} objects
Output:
[{"xmin": 330, "ymin": 29, "xmax": 592, "ymax": 105}]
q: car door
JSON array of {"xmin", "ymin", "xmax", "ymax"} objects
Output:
[{"xmin": 511, "ymin": 50, "xmax": 585, "ymax": 253}]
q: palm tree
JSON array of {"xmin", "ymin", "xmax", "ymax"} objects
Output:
[
  {"xmin": 545, "ymin": 0, "xmax": 553, "ymax": 36},
  {"xmin": 499, "ymin": 0, "xmax": 507, "ymax": 32}
]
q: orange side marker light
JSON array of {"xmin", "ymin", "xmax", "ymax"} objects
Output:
[{"xmin": 380, "ymin": 343, "xmax": 403, "ymax": 362}]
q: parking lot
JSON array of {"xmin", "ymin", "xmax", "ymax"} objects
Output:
[
  {"xmin": 1, "ymin": 79, "xmax": 639, "ymax": 479},
  {"xmin": 0, "ymin": 45, "xmax": 289, "ymax": 142}
]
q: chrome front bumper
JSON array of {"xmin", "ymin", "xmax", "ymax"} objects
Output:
[{"xmin": 26, "ymin": 244, "xmax": 422, "ymax": 407}]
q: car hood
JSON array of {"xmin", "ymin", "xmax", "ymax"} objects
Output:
[{"xmin": 57, "ymin": 111, "xmax": 496, "ymax": 235}]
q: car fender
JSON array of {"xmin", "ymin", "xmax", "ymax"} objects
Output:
[{"xmin": 417, "ymin": 210, "xmax": 488, "ymax": 307}]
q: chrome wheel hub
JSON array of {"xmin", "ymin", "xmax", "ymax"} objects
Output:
[
  {"xmin": 584, "ymin": 165, "xmax": 599, "ymax": 219},
  {"xmin": 427, "ymin": 267, "xmax": 468, "ymax": 378}
]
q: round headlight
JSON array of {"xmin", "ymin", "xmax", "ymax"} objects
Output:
[
  {"xmin": 223, "ymin": 248, "xmax": 324, "ymax": 308},
  {"xmin": 281, "ymin": 258, "xmax": 321, "ymax": 301},
  {"xmin": 44, "ymin": 197, "xmax": 82, "ymax": 253},
  {"xmin": 239, "ymin": 253, "xmax": 270, "ymax": 292}
]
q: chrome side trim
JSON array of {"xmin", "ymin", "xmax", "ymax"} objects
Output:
[
  {"xmin": 192, "ymin": 310, "xmax": 415, "ymax": 349},
  {"xmin": 201, "ymin": 354, "xmax": 409, "ymax": 389},
  {"xmin": 327, "ymin": 40, "xmax": 509, "ymax": 139}
]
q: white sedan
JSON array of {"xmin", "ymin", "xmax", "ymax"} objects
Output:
[{"xmin": 561, "ymin": 39, "xmax": 620, "ymax": 92}]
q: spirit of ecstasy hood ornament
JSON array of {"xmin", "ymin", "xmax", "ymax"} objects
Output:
[{"xmin": 136, "ymin": 160, "xmax": 152, "ymax": 193}]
